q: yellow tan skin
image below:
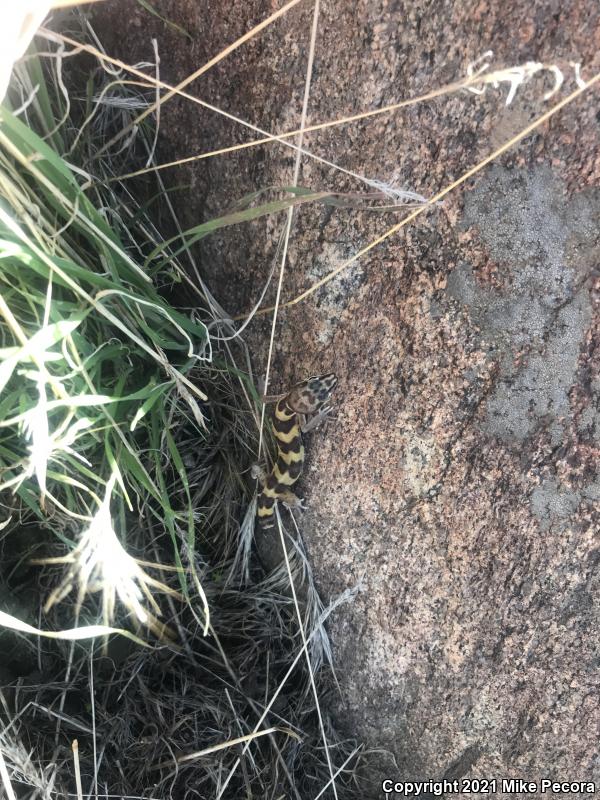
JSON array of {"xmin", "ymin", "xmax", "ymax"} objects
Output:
[{"xmin": 257, "ymin": 373, "xmax": 337, "ymax": 529}]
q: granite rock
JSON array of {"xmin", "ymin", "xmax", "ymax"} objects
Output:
[{"xmin": 91, "ymin": 1, "xmax": 600, "ymax": 794}]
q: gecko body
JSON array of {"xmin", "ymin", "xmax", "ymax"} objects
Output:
[{"xmin": 257, "ymin": 373, "xmax": 337, "ymax": 529}]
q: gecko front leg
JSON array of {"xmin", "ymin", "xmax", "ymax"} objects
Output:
[
  {"xmin": 300, "ymin": 403, "xmax": 335, "ymax": 434},
  {"xmin": 257, "ymin": 375, "xmax": 287, "ymax": 405}
]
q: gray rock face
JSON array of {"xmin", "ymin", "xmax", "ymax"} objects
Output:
[
  {"xmin": 451, "ymin": 167, "xmax": 595, "ymax": 446},
  {"xmin": 94, "ymin": 0, "xmax": 600, "ymax": 794}
]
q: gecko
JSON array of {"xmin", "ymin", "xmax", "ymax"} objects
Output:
[{"xmin": 256, "ymin": 373, "xmax": 338, "ymax": 529}]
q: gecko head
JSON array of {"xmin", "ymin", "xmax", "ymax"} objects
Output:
[{"xmin": 286, "ymin": 373, "xmax": 337, "ymax": 414}]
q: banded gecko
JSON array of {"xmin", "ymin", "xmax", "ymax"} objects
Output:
[{"xmin": 256, "ymin": 373, "xmax": 337, "ymax": 529}]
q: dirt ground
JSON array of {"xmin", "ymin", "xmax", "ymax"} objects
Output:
[{"xmin": 90, "ymin": 0, "xmax": 600, "ymax": 793}]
